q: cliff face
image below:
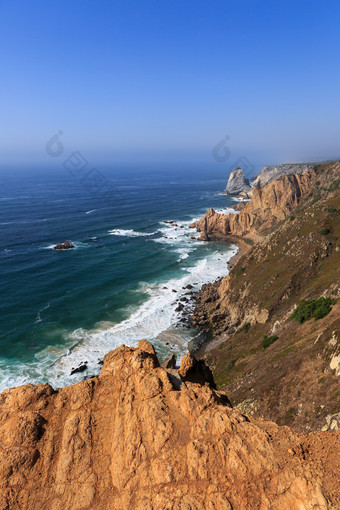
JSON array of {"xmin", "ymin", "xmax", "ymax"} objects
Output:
[
  {"xmin": 253, "ymin": 163, "xmax": 313, "ymax": 188},
  {"xmin": 191, "ymin": 167, "xmax": 318, "ymax": 239},
  {"xmin": 0, "ymin": 339, "xmax": 339, "ymax": 510},
  {"xmin": 224, "ymin": 167, "xmax": 251, "ymax": 195}
]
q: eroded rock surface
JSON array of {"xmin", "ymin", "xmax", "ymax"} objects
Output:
[
  {"xmin": 0, "ymin": 340, "xmax": 339, "ymax": 509},
  {"xmin": 224, "ymin": 167, "xmax": 252, "ymax": 195},
  {"xmin": 192, "ymin": 167, "xmax": 318, "ymax": 238},
  {"xmin": 253, "ymin": 163, "xmax": 313, "ymax": 188}
]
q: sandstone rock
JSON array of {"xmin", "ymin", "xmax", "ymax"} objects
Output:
[
  {"xmin": 224, "ymin": 167, "xmax": 252, "ymax": 195},
  {"xmin": 161, "ymin": 354, "xmax": 176, "ymax": 369},
  {"xmin": 179, "ymin": 353, "xmax": 216, "ymax": 389},
  {"xmin": 0, "ymin": 341, "xmax": 339, "ymax": 509}
]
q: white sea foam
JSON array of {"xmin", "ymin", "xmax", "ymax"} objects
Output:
[
  {"xmin": 215, "ymin": 207, "xmax": 238, "ymax": 215},
  {"xmin": 35, "ymin": 303, "xmax": 50, "ymax": 324},
  {"xmin": 41, "ymin": 246, "xmax": 237, "ymax": 389},
  {"xmin": 108, "ymin": 229, "xmax": 156, "ymax": 237}
]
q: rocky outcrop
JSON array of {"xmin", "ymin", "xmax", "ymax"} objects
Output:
[
  {"xmin": 224, "ymin": 167, "xmax": 252, "ymax": 195},
  {"xmin": 0, "ymin": 339, "xmax": 339, "ymax": 509},
  {"xmin": 53, "ymin": 241, "xmax": 74, "ymax": 250},
  {"xmin": 191, "ymin": 167, "xmax": 318, "ymax": 239},
  {"xmin": 253, "ymin": 163, "xmax": 312, "ymax": 188}
]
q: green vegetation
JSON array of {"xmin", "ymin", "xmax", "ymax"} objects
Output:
[
  {"xmin": 290, "ymin": 297, "xmax": 336, "ymax": 324},
  {"xmin": 242, "ymin": 322, "xmax": 251, "ymax": 333},
  {"xmin": 328, "ymin": 178, "xmax": 340, "ymax": 191},
  {"xmin": 262, "ymin": 335, "xmax": 278, "ymax": 349},
  {"xmin": 235, "ymin": 267, "xmax": 245, "ymax": 276},
  {"xmin": 327, "ymin": 207, "xmax": 338, "ymax": 213},
  {"xmin": 319, "ymin": 227, "xmax": 330, "ymax": 235}
]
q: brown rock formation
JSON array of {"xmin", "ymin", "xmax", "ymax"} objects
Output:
[
  {"xmin": 0, "ymin": 340, "xmax": 339, "ymax": 509},
  {"xmin": 53, "ymin": 241, "xmax": 74, "ymax": 250},
  {"xmin": 191, "ymin": 167, "xmax": 318, "ymax": 239}
]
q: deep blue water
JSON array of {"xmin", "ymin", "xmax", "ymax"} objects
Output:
[{"xmin": 0, "ymin": 164, "xmax": 237, "ymax": 390}]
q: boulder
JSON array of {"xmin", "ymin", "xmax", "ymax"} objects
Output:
[{"xmin": 161, "ymin": 354, "xmax": 177, "ymax": 369}]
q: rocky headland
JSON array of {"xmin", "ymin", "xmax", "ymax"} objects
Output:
[{"xmin": 0, "ymin": 340, "xmax": 339, "ymax": 509}]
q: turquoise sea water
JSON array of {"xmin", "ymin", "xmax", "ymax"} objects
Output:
[{"xmin": 0, "ymin": 164, "xmax": 237, "ymax": 390}]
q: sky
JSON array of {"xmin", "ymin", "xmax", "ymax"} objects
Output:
[{"xmin": 0, "ymin": 0, "xmax": 340, "ymax": 171}]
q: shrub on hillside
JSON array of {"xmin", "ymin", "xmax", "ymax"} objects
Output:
[
  {"xmin": 319, "ymin": 227, "xmax": 331, "ymax": 235},
  {"xmin": 235, "ymin": 267, "xmax": 245, "ymax": 276},
  {"xmin": 262, "ymin": 335, "xmax": 278, "ymax": 349},
  {"xmin": 290, "ymin": 297, "xmax": 336, "ymax": 324}
]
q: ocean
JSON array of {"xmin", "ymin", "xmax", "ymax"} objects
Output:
[{"xmin": 0, "ymin": 164, "xmax": 237, "ymax": 391}]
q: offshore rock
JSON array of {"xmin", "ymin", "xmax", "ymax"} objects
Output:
[
  {"xmin": 53, "ymin": 241, "xmax": 74, "ymax": 250},
  {"xmin": 0, "ymin": 340, "xmax": 339, "ymax": 509},
  {"xmin": 224, "ymin": 167, "xmax": 252, "ymax": 195}
]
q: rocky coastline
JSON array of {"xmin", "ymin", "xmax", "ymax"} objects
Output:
[
  {"xmin": 0, "ymin": 161, "xmax": 339, "ymax": 508},
  {"xmin": 184, "ymin": 160, "xmax": 340, "ymax": 434}
]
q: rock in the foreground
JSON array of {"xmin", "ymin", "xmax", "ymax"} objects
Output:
[
  {"xmin": 53, "ymin": 241, "xmax": 74, "ymax": 250},
  {"xmin": 0, "ymin": 340, "xmax": 339, "ymax": 509}
]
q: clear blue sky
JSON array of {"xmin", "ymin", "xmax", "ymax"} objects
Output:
[{"xmin": 1, "ymin": 0, "xmax": 340, "ymax": 168}]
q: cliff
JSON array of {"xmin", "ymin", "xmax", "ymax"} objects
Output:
[
  {"xmin": 191, "ymin": 166, "xmax": 318, "ymax": 240},
  {"xmin": 253, "ymin": 163, "xmax": 313, "ymax": 188},
  {"xmin": 189, "ymin": 161, "xmax": 340, "ymax": 432},
  {"xmin": 224, "ymin": 167, "xmax": 252, "ymax": 196},
  {"xmin": 0, "ymin": 339, "xmax": 339, "ymax": 509}
]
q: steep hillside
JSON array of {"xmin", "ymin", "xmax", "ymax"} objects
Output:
[
  {"xmin": 0, "ymin": 340, "xmax": 339, "ymax": 509},
  {"xmin": 190, "ymin": 161, "xmax": 340, "ymax": 432}
]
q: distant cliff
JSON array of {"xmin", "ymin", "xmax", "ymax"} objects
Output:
[
  {"xmin": 0, "ymin": 339, "xmax": 339, "ymax": 509},
  {"xmin": 192, "ymin": 166, "xmax": 318, "ymax": 239},
  {"xmin": 253, "ymin": 163, "xmax": 313, "ymax": 188}
]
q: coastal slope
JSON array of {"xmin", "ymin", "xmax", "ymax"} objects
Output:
[
  {"xmin": 190, "ymin": 161, "xmax": 340, "ymax": 432},
  {"xmin": 0, "ymin": 340, "xmax": 339, "ymax": 509}
]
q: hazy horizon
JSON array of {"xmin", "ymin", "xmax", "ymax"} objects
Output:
[{"xmin": 1, "ymin": 0, "xmax": 340, "ymax": 169}]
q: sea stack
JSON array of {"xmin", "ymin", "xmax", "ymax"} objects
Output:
[{"xmin": 224, "ymin": 167, "xmax": 252, "ymax": 196}]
